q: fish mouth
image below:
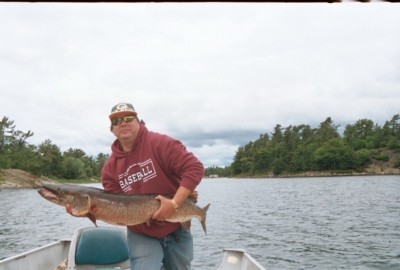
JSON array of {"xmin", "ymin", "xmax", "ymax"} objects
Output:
[
  {"xmin": 38, "ymin": 184, "xmax": 62, "ymax": 202},
  {"xmin": 38, "ymin": 188, "xmax": 59, "ymax": 200}
]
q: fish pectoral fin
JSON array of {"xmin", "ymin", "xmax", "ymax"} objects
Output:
[
  {"xmin": 86, "ymin": 213, "xmax": 98, "ymax": 227},
  {"xmin": 181, "ymin": 220, "xmax": 191, "ymax": 232},
  {"xmin": 66, "ymin": 204, "xmax": 75, "ymax": 216},
  {"xmin": 145, "ymin": 219, "xmax": 166, "ymax": 227},
  {"xmin": 145, "ymin": 218, "xmax": 153, "ymax": 227},
  {"xmin": 66, "ymin": 204, "xmax": 83, "ymax": 217}
]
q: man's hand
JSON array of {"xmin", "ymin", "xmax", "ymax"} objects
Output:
[{"xmin": 152, "ymin": 195, "xmax": 176, "ymax": 221}]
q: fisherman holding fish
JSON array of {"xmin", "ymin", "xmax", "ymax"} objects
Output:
[{"xmin": 101, "ymin": 102, "xmax": 205, "ymax": 270}]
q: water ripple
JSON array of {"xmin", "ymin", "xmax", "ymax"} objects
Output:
[{"xmin": 1, "ymin": 176, "xmax": 400, "ymax": 269}]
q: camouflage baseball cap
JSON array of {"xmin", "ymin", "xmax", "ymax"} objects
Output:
[{"xmin": 109, "ymin": 103, "xmax": 137, "ymax": 119}]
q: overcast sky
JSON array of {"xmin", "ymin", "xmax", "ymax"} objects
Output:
[{"xmin": 0, "ymin": 2, "xmax": 399, "ymax": 168}]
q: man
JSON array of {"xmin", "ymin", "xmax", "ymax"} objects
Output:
[{"xmin": 101, "ymin": 102, "xmax": 205, "ymax": 270}]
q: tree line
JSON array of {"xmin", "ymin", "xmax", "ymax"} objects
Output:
[
  {"xmin": 2, "ymin": 114, "xmax": 400, "ymax": 180},
  {"xmin": 206, "ymin": 114, "xmax": 400, "ymax": 177},
  {"xmin": 0, "ymin": 116, "xmax": 108, "ymax": 180}
]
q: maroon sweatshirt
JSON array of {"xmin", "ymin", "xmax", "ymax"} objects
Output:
[{"xmin": 101, "ymin": 124, "xmax": 205, "ymax": 238}]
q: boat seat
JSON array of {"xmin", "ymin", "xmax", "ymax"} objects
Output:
[{"xmin": 67, "ymin": 226, "xmax": 130, "ymax": 270}]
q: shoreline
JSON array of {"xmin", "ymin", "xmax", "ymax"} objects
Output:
[
  {"xmin": 0, "ymin": 169, "xmax": 99, "ymax": 190},
  {"xmin": 236, "ymin": 169, "xmax": 400, "ymax": 179},
  {"xmin": 2, "ymin": 168, "xmax": 399, "ymax": 190}
]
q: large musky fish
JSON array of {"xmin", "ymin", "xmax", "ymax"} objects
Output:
[{"xmin": 38, "ymin": 183, "xmax": 210, "ymax": 234}]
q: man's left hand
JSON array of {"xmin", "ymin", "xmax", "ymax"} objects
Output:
[{"xmin": 152, "ymin": 195, "xmax": 176, "ymax": 221}]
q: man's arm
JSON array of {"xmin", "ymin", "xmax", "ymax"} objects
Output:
[{"xmin": 152, "ymin": 186, "xmax": 192, "ymax": 221}]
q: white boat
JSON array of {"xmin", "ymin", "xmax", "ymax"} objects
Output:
[{"xmin": 0, "ymin": 226, "xmax": 266, "ymax": 270}]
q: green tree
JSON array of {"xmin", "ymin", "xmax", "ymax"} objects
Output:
[
  {"xmin": 313, "ymin": 139, "xmax": 355, "ymax": 170},
  {"xmin": 387, "ymin": 114, "xmax": 400, "ymax": 136},
  {"xmin": 63, "ymin": 148, "xmax": 98, "ymax": 179},
  {"xmin": 315, "ymin": 117, "xmax": 340, "ymax": 145},
  {"xmin": 96, "ymin": 153, "xmax": 109, "ymax": 175},
  {"xmin": 386, "ymin": 114, "xmax": 400, "ymax": 149},
  {"xmin": 0, "ymin": 116, "xmax": 35, "ymax": 170},
  {"xmin": 254, "ymin": 149, "xmax": 273, "ymax": 173},
  {"xmin": 231, "ymin": 145, "xmax": 253, "ymax": 175},
  {"xmin": 64, "ymin": 148, "xmax": 87, "ymax": 159},
  {"xmin": 271, "ymin": 124, "xmax": 284, "ymax": 146},
  {"xmin": 343, "ymin": 119, "xmax": 375, "ymax": 150},
  {"xmin": 0, "ymin": 116, "xmax": 15, "ymax": 153},
  {"xmin": 62, "ymin": 157, "xmax": 86, "ymax": 179},
  {"xmin": 353, "ymin": 149, "xmax": 371, "ymax": 169},
  {"xmin": 10, "ymin": 130, "xmax": 34, "ymax": 151},
  {"xmin": 251, "ymin": 133, "xmax": 272, "ymax": 173},
  {"xmin": 37, "ymin": 139, "xmax": 63, "ymax": 177}
]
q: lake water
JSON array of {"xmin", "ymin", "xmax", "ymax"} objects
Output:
[{"xmin": 1, "ymin": 176, "xmax": 399, "ymax": 269}]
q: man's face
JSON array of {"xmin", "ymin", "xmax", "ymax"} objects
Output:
[{"xmin": 111, "ymin": 114, "xmax": 139, "ymax": 141}]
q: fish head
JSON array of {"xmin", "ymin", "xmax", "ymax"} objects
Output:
[{"xmin": 38, "ymin": 183, "xmax": 91, "ymax": 216}]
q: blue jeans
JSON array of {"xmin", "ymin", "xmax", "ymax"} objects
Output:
[{"xmin": 127, "ymin": 227, "xmax": 193, "ymax": 270}]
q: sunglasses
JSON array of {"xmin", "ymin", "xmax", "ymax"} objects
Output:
[{"xmin": 111, "ymin": 115, "xmax": 135, "ymax": 126}]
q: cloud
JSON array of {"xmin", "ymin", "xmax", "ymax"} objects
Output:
[{"xmin": 0, "ymin": 2, "xmax": 399, "ymax": 167}]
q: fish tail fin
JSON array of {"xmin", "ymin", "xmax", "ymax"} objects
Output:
[
  {"xmin": 201, "ymin": 203, "xmax": 211, "ymax": 235},
  {"xmin": 203, "ymin": 203, "xmax": 210, "ymax": 213}
]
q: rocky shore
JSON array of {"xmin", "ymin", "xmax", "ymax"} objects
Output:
[{"xmin": 0, "ymin": 169, "xmax": 58, "ymax": 189}]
